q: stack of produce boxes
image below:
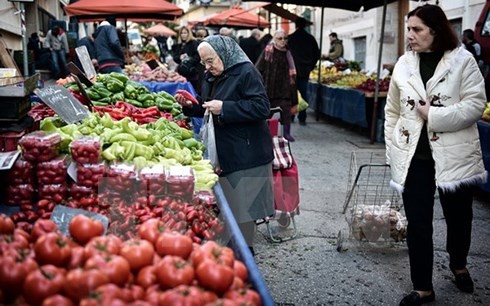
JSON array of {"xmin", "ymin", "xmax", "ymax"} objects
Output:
[
  {"xmin": 5, "ymin": 131, "xmax": 62, "ymax": 224},
  {"xmin": 71, "ymin": 136, "xmax": 104, "ymax": 209}
]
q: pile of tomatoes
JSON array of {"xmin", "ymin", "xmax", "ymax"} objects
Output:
[{"xmin": 0, "ymin": 214, "xmax": 261, "ymax": 306}]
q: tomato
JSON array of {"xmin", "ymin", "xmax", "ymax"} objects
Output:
[
  {"xmin": 195, "ymin": 260, "xmax": 234, "ymax": 294},
  {"xmin": 0, "ymin": 214, "xmax": 14, "ymax": 235},
  {"xmin": 69, "ymin": 215, "xmax": 104, "ymax": 245},
  {"xmin": 191, "ymin": 241, "xmax": 235, "ymax": 268},
  {"xmin": 41, "ymin": 294, "xmax": 75, "ymax": 306},
  {"xmin": 84, "ymin": 254, "xmax": 131, "ymax": 286},
  {"xmin": 34, "ymin": 232, "xmax": 72, "ymax": 267},
  {"xmin": 206, "ymin": 298, "xmax": 241, "ymax": 306},
  {"xmin": 22, "ymin": 265, "xmax": 65, "ymax": 306},
  {"xmin": 137, "ymin": 218, "xmax": 166, "ymax": 246},
  {"xmin": 224, "ymin": 288, "xmax": 262, "ymax": 306},
  {"xmin": 136, "ymin": 265, "xmax": 157, "ymax": 289},
  {"xmin": 0, "ymin": 254, "xmax": 38, "ymax": 301},
  {"xmin": 67, "ymin": 246, "xmax": 86, "ymax": 269},
  {"xmin": 156, "ymin": 255, "xmax": 195, "ymax": 289},
  {"xmin": 63, "ymin": 268, "xmax": 110, "ymax": 302},
  {"xmin": 31, "ymin": 219, "xmax": 58, "ymax": 242},
  {"xmin": 158, "ymin": 285, "xmax": 205, "ymax": 306},
  {"xmin": 155, "ymin": 231, "xmax": 193, "ymax": 259},
  {"xmin": 120, "ymin": 239, "xmax": 154, "ymax": 272},
  {"xmin": 120, "ymin": 284, "xmax": 145, "ymax": 303},
  {"xmin": 229, "ymin": 276, "xmax": 246, "ymax": 290},
  {"xmin": 84, "ymin": 235, "xmax": 122, "ymax": 259},
  {"xmin": 90, "ymin": 283, "xmax": 123, "ymax": 303},
  {"xmin": 233, "ymin": 259, "xmax": 248, "ymax": 282}
]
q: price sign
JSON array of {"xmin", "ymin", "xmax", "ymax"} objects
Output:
[
  {"xmin": 33, "ymin": 85, "xmax": 90, "ymax": 124},
  {"xmin": 67, "ymin": 62, "xmax": 93, "ymax": 88},
  {"xmin": 75, "ymin": 45, "xmax": 97, "ymax": 80},
  {"xmin": 70, "ymin": 73, "xmax": 94, "ymax": 112},
  {"xmin": 50, "ymin": 205, "xmax": 109, "ymax": 236}
]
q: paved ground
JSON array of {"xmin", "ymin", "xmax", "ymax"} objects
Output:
[{"xmin": 253, "ymin": 111, "xmax": 490, "ymax": 305}]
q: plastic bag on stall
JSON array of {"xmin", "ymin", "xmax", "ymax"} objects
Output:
[{"xmin": 199, "ymin": 109, "xmax": 221, "ymax": 173}]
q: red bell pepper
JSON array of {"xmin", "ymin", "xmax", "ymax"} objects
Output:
[{"xmin": 176, "ymin": 89, "xmax": 199, "ymax": 104}]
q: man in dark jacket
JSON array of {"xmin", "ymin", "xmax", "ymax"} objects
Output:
[
  {"xmin": 288, "ymin": 17, "xmax": 320, "ymax": 125},
  {"xmin": 239, "ymin": 29, "xmax": 262, "ymax": 64},
  {"xmin": 74, "ymin": 34, "xmax": 97, "ymax": 74},
  {"xmin": 94, "ymin": 16, "xmax": 125, "ymax": 74}
]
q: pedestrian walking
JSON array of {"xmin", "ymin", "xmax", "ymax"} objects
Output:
[
  {"xmin": 174, "ymin": 35, "xmax": 274, "ymax": 255},
  {"xmin": 94, "ymin": 16, "xmax": 125, "ymax": 74},
  {"xmin": 172, "ymin": 26, "xmax": 200, "ymax": 93},
  {"xmin": 384, "ymin": 4, "xmax": 487, "ymax": 306},
  {"xmin": 287, "ymin": 17, "xmax": 320, "ymax": 126},
  {"xmin": 44, "ymin": 26, "xmax": 69, "ymax": 79},
  {"xmin": 256, "ymin": 29, "xmax": 298, "ymax": 142},
  {"xmin": 239, "ymin": 28, "xmax": 262, "ymax": 64}
]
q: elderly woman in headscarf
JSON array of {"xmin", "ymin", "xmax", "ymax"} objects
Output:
[
  {"xmin": 175, "ymin": 35, "xmax": 274, "ymax": 255},
  {"xmin": 256, "ymin": 29, "xmax": 298, "ymax": 142}
]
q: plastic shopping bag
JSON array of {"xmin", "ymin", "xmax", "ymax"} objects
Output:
[
  {"xmin": 297, "ymin": 91, "xmax": 309, "ymax": 112},
  {"xmin": 199, "ymin": 109, "xmax": 221, "ymax": 173}
]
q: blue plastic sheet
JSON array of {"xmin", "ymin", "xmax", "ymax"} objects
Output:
[
  {"xmin": 307, "ymin": 81, "xmax": 368, "ymax": 128},
  {"xmin": 138, "ymin": 81, "xmax": 203, "ymax": 134},
  {"xmin": 478, "ymin": 120, "xmax": 490, "ymax": 192},
  {"xmin": 213, "ymin": 184, "xmax": 275, "ymax": 306}
]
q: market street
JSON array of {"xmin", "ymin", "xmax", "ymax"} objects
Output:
[{"xmin": 254, "ymin": 110, "xmax": 490, "ymax": 305}]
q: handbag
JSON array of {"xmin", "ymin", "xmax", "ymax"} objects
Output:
[
  {"xmin": 177, "ymin": 59, "xmax": 197, "ymax": 77},
  {"xmin": 272, "ymin": 136, "xmax": 293, "ymax": 170},
  {"xmin": 199, "ymin": 109, "xmax": 221, "ymax": 173}
]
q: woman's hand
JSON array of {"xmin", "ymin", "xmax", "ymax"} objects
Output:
[
  {"xmin": 417, "ymin": 100, "xmax": 430, "ymax": 120},
  {"xmin": 175, "ymin": 93, "xmax": 193, "ymax": 108},
  {"xmin": 203, "ymin": 100, "xmax": 223, "ymax": 115}
]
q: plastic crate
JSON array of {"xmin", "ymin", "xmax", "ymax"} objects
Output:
[{"xmin": 0, "ymin": 130, "xmax": 25, "ymax": 152}]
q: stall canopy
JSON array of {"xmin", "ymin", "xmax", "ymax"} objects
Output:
[
  {"xmin": 64, "ymin": 0, "xmax": 183, "ymax": 21},
  {"xmin": 143, "ymin": 23, "xmax": 176, "ymax": 37},
  {"xmin": 192, "ymin": 6, "xmax": 270, "ymax": 29},
  {"xmin": 261, "ymin": 3, "xmax": 313, "ymax": 26}
]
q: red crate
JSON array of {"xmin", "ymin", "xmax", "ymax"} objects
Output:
[{"xmin": 0, "ymin": 130, "xmax": 25, "ymax": 152}]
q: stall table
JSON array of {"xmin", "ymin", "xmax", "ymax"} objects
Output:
[{"xmin": 306, "ymin": 81, "xmax": 386, "ymax": 142}]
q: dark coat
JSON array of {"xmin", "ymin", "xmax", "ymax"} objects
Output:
[
  {"xmin": 288, "ymin": 29, "xmax": 320, "ymax": 79},
  {"xmin": 183, "ymin": 62, "xmax": 274, "ymax": 175},
  {"xmin": 172, "ymin": 39, "xmax": 200, "ymax": 79},
  {"xmin": 239, "ymin": 36, "xmax": 261, "ymax": 64},
  {"xmin": 93, "ymin": 23, "xmax": 124, "ymax": 67}
]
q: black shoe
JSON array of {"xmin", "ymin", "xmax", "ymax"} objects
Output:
[
  {"xmin": 399, "ymin": 291, "xmax": 435, "ymax": 306},
  {"xmin": 451, "ymin": 268, "xmax": 474, "ymax": 293},
  {"xmin": 299, "ymin": 121, "xmax": 306, "ymax": 126}
]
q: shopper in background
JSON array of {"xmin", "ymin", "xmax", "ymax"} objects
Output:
[
  {"xmin": 323, "ymin": 32, "xmax": 344, "ymax": 63},
  {"xmin": 287, "ymin": 17, "xmax": 320, "ymax": 126},
  {"xmin": 173, "ymin": 26, "xmax": 200, "ymax": 92},
  {"xmin": 258, "ymin": 33, "xmax": 273, "ymax": 54},
  {"xmin": 384, "ymin": 4, "xmax": 486, "ymax": 306},
  {"xmin": 256, "ymin": 30, "xmax": 297, "ymax": 142},
  {"xmin": 195, "ymin": 28, "xmax": 210, "ymax": 40},
  {"xmin": 239, "ymin": 28, "xmax": 262, "ymax": 64},
  {"xmin": 174, "ymin": 35, "xmax": 274, "ymax": 255},
  {"xmin": 94, "ymin": 16, "xmax": 125, "ymax": 74},
  {"xmin": 44, "ymin": 26, "xmax": 69, "ymax": 79},
  {"xmin": 28, "ymin": 32, "xmax": 51, "ymax": 71},
  {"xmin": 219, "ymin": 27, "xmax": 238, "ymax": 42},
  {"xmin": 462, "ymin": 29, "xmax": 486, "ymax": 76}
]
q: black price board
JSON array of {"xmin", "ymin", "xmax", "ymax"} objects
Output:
[
  {"xmin": 75, "ymin": 45, "xmax": 97, "ymax": 80},
  {"xmin": 146, "ymin": 59, "xmax": 159, "ymax": 70},
  {"xmin": 70, "ymin": 73, "xmax": 94, "ymax": 112},
  {"xmin": 33, "ymin": 85, "xmax": 90, "ymax": 124},
  {"xmin": 50, "ymin": 205, "xmax": 109, "ymax": 236},
  {"xmin": 67, "ymin": 62, "xmax": 93, "ymax": 88}
]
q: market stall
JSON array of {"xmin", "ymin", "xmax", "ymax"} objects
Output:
[{"xmin": 0, "ymin": 72, "xmax": 274, "ymax": 305}]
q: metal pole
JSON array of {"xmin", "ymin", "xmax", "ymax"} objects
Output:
[
  {"xmin": 369, "ymin": 0, "xmax": 388, "ymax": 144},
  {"xmin": 20, "ymin": 2, "xmax": 29, "ymax": 76},
  {"xmin": 315, "ymin": 6, "xmax": 324, "ymax": 121}
]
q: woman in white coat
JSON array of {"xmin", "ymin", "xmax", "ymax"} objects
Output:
[{"xmin": 385, "ymin": 4, "xmax": 487, "ymax": 306}]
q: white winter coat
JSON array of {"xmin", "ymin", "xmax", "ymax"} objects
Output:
[{"xmin": 385, "ymin": 46, "xmax": 487, "ymax": 193}]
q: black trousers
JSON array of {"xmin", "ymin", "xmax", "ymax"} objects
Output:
[{"xmin": 402, "ymin": 158, "xmax": 474, "ymax": 291}]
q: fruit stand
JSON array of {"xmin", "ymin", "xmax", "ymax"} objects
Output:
[{"xmin": 0, "ymin": 72, "xmax": 274, "ymax": 305}]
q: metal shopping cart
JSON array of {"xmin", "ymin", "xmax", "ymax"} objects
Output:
[
  {"xmin": 337, "ymin": 151, "xmax": 407, "ymax": 251},
  {"xmin": 256, "ymin": 107, "xmax": 300, "ymax": 243}
]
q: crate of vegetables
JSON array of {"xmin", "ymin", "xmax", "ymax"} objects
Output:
[
  {"xmin": 19, "ymin": 130, "xmax": 61, "ymax": 162},
  {"xmin": 7, "ymin": 157, "xmax": 34, "ymax": 185},
  {"xmin": 76, "ymin": 161, "xmax": 106, "ymax": 188},
  {"xmin": 102, "ymin": 162, "xmax": 137, "ymax": 197},
  {"xmin": 36, "ymin": 154, "xmax": 70, "ymax": 185},
  {"xmin": 38, "ymin": 183, "xmax": 68, "ymax": 203},
  {"xmin": 70, "ymin": 136, "xmax": 102, "ymax": 164},
  {"xmin": 165, "ymin": 166, "xmax": 195, "ymax": 202},
  {"xmin": 6, "ymin": 183, "xmax": 35, "ymax": 206}
]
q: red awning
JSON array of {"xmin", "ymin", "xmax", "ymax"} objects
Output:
[
  {"xmin": 195, "ymin": 6, "xmax": 270, "ymax": 29},
  {"xmin": 64, "ymin": 0, "xmax": 183, "ymax": 21},
  {"xmin": 143, "ymin": 23, "xmax": 176, "ymax": 37}
]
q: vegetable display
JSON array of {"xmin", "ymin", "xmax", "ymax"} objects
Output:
[{"xmin": 0, "ymin": 215, "xmax": 262, "ymax": 305}]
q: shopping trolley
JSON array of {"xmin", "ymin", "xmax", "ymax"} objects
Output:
[
  {"xmin": 337, "ymin": 151, "xmax": 406, "ymax": 252},
  {"xmin": 256, "ymin": 107, "xmax": 300, "ymax": 243}
]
